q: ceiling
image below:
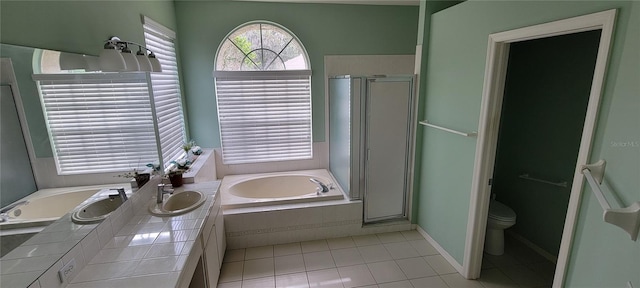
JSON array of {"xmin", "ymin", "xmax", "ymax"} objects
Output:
[{"xmin": 234, "ymin": 0, "xmax": 419, "ymax": 6}]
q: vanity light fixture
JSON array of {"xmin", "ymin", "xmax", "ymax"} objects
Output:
[{"xmin": 99, "ymin": 36, "xmax": 162, "ymax": 72}]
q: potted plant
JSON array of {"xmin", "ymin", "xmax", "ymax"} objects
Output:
[
  {"xmin": 116, "ymin": 169, "xmax": 150, "ymax": 188},
  {"xmin": 182, "ymin": 140, "xmax": 203, "ymax": 160},
  {"xmin": 168, "ymin": 158, "xmax": 191, "ymax": 188}
]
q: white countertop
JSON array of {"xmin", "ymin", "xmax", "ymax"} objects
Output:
[{"xmin": 66, "ymin": 181, "xmax": 220, "ymax": 288}]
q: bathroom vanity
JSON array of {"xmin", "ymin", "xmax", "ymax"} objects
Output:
[{"xmin": 10, "ymin": 179, "xmax": 226, "ymax": 288}]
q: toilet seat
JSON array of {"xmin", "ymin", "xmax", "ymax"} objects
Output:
[{"xmin": 488, "ymin": 200, "xmax": 516, "ymax": 222}]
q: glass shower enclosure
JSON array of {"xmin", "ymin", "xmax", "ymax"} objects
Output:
[{"xmin": 329, "ymin": 75, "xmax": 415, "ymax": 223}]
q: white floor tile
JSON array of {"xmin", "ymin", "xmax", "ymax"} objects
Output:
[
  {"xmin": 307, "ymin": 268, "xmax": 344, "ymax": 288},
  {"xmin": 243, "ymin": 258, "xmax": 275, "ymax": 280},
  {"xmin": 408, "ymin": 240, "xmax": 439, "ymax": 256},
  {"xmin": 400, "ymin": 230, "xmax": 423, "ymax": 241},
  {"xmin": 302, "ymin": 240, "xmax": 330, "ymax": 253},
  {"xmin": 396, "ymin": 257, "xmax": 437, "ymax": 279},
  {"xmin": 276, "ymin": 272, "xmax": 310, "ymax": 288},
  {"xmin": 327, "ymin": 237, "xmax": 356, "ymax": 250},
  {"xmin": 275, "ymin": 243, "xmax": 302, "ymax": 256},
  {"xmin": 409, "ymin": 276, "xmax": 448, "ymax": 288},
  {"xmin": 225, "ymin": 249, "xmax": 246, "ymax": 262},
  {"xmin": 337, "ymin": 264, "xmax": 376, "ymax": 288},
  {"xmin": 331, "ymin": 248, "xmax": 365, "ymax": 267},
  {"xmin": 358, "ymin": 245, "xmax": 393, "ymax": 263},
  {"xmin": 483, "ymin": 253, "xmax": 521, "ymax": 268},
  {"xmin": 525, "ymin": 261, "xmax": 556, "ymax": 282},
  {"xmin": 377, "ymin": 280, "xmax": 413, "ymax": 288},
  {"xmin": 246, "ymin": 245, "xmax": 274, "ymax": 260},
  {"xmin": 440, "ymin": 273, "xmax": 484, "ymax": 288},
  {"xmin": 424, "ymin": 255, "xmax": 457, "ymax": 275},
  {"xmin": 367, "ymin": 260, "xmax": 407, "ymax": 284},
  {"xmin": 478, "ymin": 268, "xmax": 519, "ymax": 288},
  {"xmin": 304, "ymin": 251, "xmax": 336, "ymax": 271},
  {"xmin": 499, "ymin": 264, "xmax": 549, "ymax": 287},
  {"xmin": 384, "ymin": 242, "xmax": 419, "ymax": 260},
  {"xmin": 352, "ymin": 234, "xmax": 381, "ymax": 247},
  {"xmin": 376, "ymin": 232, "xmax": 406, "ymax": 244},
  {"xmin": 220, "ymin": 261, "xmax": 244, "ymax": 283},
  {"xmin": 243, "ymin": 276, "xmax": 275, "ymax": 288},
  {"xmin": 275, "ymin": 254, "xmax": 306, "ymax": 275}
]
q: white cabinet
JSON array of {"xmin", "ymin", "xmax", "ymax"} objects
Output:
[{"xmin": 202, "ymin": 192, "xmax": 226, "ymax": 287}]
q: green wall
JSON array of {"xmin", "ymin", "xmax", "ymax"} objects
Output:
[
  {"xmin": 492, "ymin": 30, "xmax": 600, "ymax": 256},
  {"xmin": 417, "ymin": 0, "xmax": 639, "ymax": 285},
  {"xmin": 174, "ymin": 1, "xmax": 418, "ymax": 148},
  {"xmin": 0, "ymin": 0, "xmax": 177, "ymax": 157}
]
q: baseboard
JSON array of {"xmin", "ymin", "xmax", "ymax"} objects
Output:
[
  {"xmin": 416, "ymin": 226, "xmax": 464, "ymax": 275},
  {"xmin": 507, "ymin": 230, "xmax": 558, "ymax": 263}
]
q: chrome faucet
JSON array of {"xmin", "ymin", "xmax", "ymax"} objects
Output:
[
  {"xmin": 310, "ymin": 178, "xmax": 329, "ymax": 194},
  {"xmin": 157, "ymin": 183, "xmax": 174, "ymax": 203},
  {"xmin": 110, "ymin": 188, "xmax": 128, "ymax": 202}
]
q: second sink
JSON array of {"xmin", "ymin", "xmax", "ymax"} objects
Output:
[
  {"xmin": 72, "ymin": 197, "xmax": 124, "ymax": 224},
  {"xmin": 149, "ymin": 190, "xmax": 206, "ymax": 217}
]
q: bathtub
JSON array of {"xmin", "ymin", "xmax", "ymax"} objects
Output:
[
  {"xmin": 221, "ymin": 169, "xmax": 345, "ymax": 209},
  {"xmin": 0, "ymin": 183, "xmax": 130, "ymax": 232}
]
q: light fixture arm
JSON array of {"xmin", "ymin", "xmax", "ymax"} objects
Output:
[
  {"xmin": 104, "ymin": 36, "xmax": 155, "ymax": 56},
  {"xmin": 102, "ymin": 36, "xmax": 162, "ymax": 72}
]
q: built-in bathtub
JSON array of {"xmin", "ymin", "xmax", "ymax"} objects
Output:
[
  {"xmin": 221, "ymin": 169, "xmax": 344, "ymax": 209},
  {"xmin": 221, "ymin": 169, "xmax": 414, "ymax": 248},
  {"xmin": 0, "ymin": 183, "xmax": 129, "ymax": 256}
]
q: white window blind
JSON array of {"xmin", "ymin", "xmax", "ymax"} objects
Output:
[
  {"xmin": 34, "ymin": 73, "xmax": 159, "ymax": 175},
  {"xmin": 143, "ymin": 17, "xmax": 186, "ymax": 167},
  {"xmin": 214, "ymin": 71, "xmax": 313, "ymax": 164}
]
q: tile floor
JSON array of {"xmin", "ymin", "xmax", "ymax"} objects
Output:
[{"xmin": 217, "ymin": 230, "xmax": 555, "ymax": 288}]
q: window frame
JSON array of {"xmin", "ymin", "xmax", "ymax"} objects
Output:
[
  {"xmin": 213, "ymin": 21, "xmax": 313, "ymax": 165},
  {"xmin": 142, "ymin": 16, "xmax": 188, "ymax": 170}
]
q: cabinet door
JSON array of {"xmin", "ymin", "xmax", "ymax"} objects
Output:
[
  {"xmin": 364, "ymin": 77, "xmax": 413, "ymax": 222},
  {"xmin": 215, "ymin": 210, "xmax": 226, "ymax": 265},
  {"xmin": 204, "ymin": 220, "xmax": 220, "ymax": 287}
]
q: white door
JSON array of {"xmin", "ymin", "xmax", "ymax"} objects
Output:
[{"xmin": 364, "ymin": 77, "xmax": 413, "ymax": 223}]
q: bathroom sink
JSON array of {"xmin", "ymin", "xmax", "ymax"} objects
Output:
[
  {"xmin": 148, "ymin": 190, "xmax": 206, "ymax": 217},
  {"xmin": 72, "ymin": 197, "xmax": 124, "ymax": 224}
]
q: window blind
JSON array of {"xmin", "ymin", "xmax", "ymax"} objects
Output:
[
  {"xmin": 143, "ymin": 18, "xmax": 186, "ymax": 167},
  {"xmin": 34, "ymin": 73, "xmax": 159, "ymax": 175},
  {"xmin": 214, "ymin": 71, "xmax": 313, "ymax": 164}
]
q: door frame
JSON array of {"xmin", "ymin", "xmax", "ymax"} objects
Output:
[{"xmin": 463, "ymin": 9, "xmax": 617, "ymax": 286}]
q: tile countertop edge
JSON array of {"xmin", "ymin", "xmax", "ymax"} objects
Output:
[{"xmin": 65, "ymin": 181, "xmax": 221, "ymax": 288}]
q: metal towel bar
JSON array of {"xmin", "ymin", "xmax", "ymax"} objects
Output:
[
  {"xmin": 518, "ymin": 173, "xmax": 568, "ymax": 188},
  {"xmin": 418, "ymin": 120, "xmax": 477, "ymax": 137},
  {"xmin": 581, "ymin": 160, "xmax": 640, "ymax": 241}
]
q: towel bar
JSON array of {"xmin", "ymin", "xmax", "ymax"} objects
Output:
[{"xmin": 582, "ymin": 160, "xmax": 640, "ymax": 241}]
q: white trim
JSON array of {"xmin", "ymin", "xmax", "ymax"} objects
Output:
[
  {"xmin": 213, "ymin": 70, "xmax": 312, "ymax": 78},
  {"xmin": 141, "ymin": 15, "xmax": 176, "ymax": 39},
  {"xmin": 464, "ymin": 9, "xmax": 617, "ymax": 285},
  {"xmin": 416, "ymin": 226, "xmax": 464, "ymax": 274},
  {"xmin": 0, "ymin": 58, "xmax": 41, "ymax": 187}
]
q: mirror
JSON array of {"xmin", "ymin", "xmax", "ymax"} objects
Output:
[{"xmin": 0, "ymin": 43, "xmax": 156, "ymax": 287}]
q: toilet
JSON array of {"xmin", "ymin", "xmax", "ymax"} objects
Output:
[{"xmin": 485, "ymin": 199, "xmax": 517, "ymax": 255}]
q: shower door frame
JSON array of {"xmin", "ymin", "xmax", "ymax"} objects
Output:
[
  {"xmin": 363, "ymin": 75, "xmax": 416, "ymax": 223},
  {"xmin": 464, "ymin": 9, "xmax": 617, "ymax": 286}
]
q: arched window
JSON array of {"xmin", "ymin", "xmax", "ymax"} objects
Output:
[{"xmin": 214, "ymin": 21, "xmax": 312, "ymax": 164}]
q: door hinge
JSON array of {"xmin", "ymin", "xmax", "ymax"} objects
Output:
[{"xmin": 488, "ymin": 178, "xmax": 493, "ymax": 186}]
